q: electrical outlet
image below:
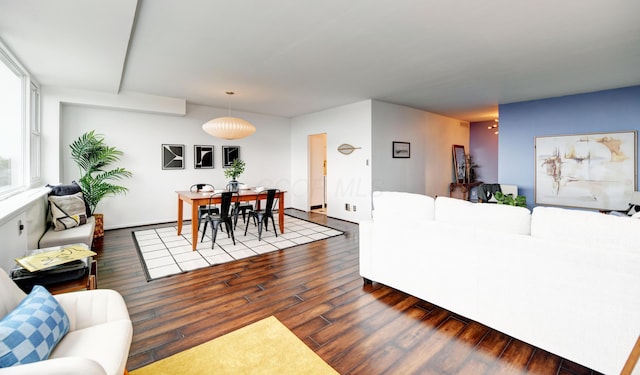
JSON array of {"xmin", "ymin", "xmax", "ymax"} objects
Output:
[
  {"xmin": 345, "ymin": 203, "xmax": 351, "ymax": 211},
  {"xmin": 352, "ymin": 205, "xmax": 357, "ymax": 212}
]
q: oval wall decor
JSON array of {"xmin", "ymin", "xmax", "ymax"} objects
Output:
[{"xmin": 337, "ymin": 143, "xmax": 361, "ymax": 155}]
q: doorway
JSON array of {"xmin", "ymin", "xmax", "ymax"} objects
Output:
[{"xmin": 308, "ymin": 133, "xmax": 327, "ymax": 214}]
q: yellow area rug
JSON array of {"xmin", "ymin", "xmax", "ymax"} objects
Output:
[{"xmin": 130, "ymin": 316, "xmax": 339, "ymax": 375}]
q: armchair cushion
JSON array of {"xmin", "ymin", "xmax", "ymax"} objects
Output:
[{"xmin": 0, "ymin": 286, "xmax": 70, "ymax": 367}]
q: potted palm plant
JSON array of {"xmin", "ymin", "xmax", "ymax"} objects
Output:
[
  {"xmin": 70, "ymin": 130, "xmax": 132, "ymax": 238},
  {"xmin": 224, "ymin": 159, "xmax": 245, "ymax": 192}
]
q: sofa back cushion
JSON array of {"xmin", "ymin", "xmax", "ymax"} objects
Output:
[
  {"xmin": 0, "ymin": 272, "xmax": 27, "ymax": 320},
  {"xmin": 372, "ymin": 191, "xmax": 435, "ymax": 221},
  {"xmin": 531, "ymin": 206, "xmax": 640, "ymax": 253},
  {"xmin": 435, "ymin": 196, "xmax": 532, "ymax": 235}
]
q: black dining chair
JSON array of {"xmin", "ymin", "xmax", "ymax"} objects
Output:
[
  {"xmin": 226, "ymin": 183, "xmax": 253, "ymax": 230},
  {"xmin": 244, "ymin": 189, "xmax": 279, "ymax": 241},
  {"xmin": 190, "ymin": 184, "xmax": 219, "ymax": 232},
  {"xmin": 201, "ymin": 191, "xmax": 237, "ymax": 248}
]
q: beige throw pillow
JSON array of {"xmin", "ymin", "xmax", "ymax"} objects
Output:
[{"xmin": 49, "ymin": 192, "xmax": 87, "ymax": 231}]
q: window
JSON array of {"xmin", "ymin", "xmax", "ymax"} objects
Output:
[
  {"xmin": 0, "ymin": 43, "xmax": 40, "ymax": 199},
  {"xmin": 30, "ymin": 82, "xmax": 41, "ymax": 184}
]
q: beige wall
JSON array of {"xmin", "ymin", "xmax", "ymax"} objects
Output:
[{"xmin": 372, "ymin": 100, "xmax": 469, "ymax": 198}]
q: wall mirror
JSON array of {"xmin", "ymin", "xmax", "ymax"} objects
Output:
[{"xmin": 452, "ymin": 144, "xmax": 466, "ymax": 182}]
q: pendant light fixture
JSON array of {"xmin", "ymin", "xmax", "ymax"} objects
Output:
[{"xmin": 202, "ymin": 91, "xmax": 256, "ymax": 140}]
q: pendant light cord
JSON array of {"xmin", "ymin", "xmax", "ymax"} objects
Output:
[{"xmin": 226, "ymin": 91, "xmax": 234, "ymax": 116}]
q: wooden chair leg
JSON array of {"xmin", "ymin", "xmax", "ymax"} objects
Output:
[{"xmin": 622, "ymin": 335, "xmax": 640, "ymax": 375}]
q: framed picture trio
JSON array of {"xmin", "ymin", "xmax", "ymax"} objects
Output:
[{"xmin": 161, "ymin": 144, "xmax": 241, "ymax": 170}]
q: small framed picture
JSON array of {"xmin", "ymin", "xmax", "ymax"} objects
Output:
[
  {"xmin": 194, "ymin": 145, "xmax": 214, "ymax": 169},
  {"xmin": 392, "ymin": 142, "xmax": 410, "ymax": 158},
  {"xmin": 162, "ymin": 144, "xmax": 185, "ymax": 170},
  {"xmin": 222, "ymin": 146, "xmax": 240, "ymax": 167}
]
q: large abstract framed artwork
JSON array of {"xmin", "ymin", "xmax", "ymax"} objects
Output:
[
  {"xmin": 194, "ymin": 145, "xmax": 214, "ymax": 169},
  {"xmin": 162, "ymin": 144, "xmax": 185, "ymax": 170},
  {"xmin": 222, "ymin": 146, "xmax": 240, "ymax": 167},
  {"xmin": 535, "ymin": 131, "xmax": 637, "ymax": 210},
  {"xmin": 452, "ymin": 144, "xmax": 466, "ymax": 183}
]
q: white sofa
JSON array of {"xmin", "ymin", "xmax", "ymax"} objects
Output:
[
  {"xmin": 0, "ymin": 270, "xmax": 132, "ymax": 374},
  {"xmin": 359, "ymin": 191, "xmax": 640, "ymax": 375}
]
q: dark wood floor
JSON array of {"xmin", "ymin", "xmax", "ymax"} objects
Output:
[{"xmin": 93, "ymin": 209, "xmax": 601, "ymax": 374}]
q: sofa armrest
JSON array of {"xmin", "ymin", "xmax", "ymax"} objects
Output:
[
  {"xmin": 358, "ymin": 219, "xmax": 374, "ymax": 280},
  {"xmin": 54, "ymin": 289, "xmax": 130, "ymax": 331},
  {"xmin": 0, "ymin": 357, "xmax": 107, "ymax": 375}
]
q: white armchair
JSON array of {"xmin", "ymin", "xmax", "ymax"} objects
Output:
[{"xmin": 0, "ymin": 270, "xmax": 132, "ymax": 375}]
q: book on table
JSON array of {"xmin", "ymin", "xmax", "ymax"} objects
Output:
[{"xmin": 15, "ymin": 244, "xmax": 97, "ymax": 272}]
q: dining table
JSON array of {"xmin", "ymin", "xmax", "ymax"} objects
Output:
[{"xmin": 176, "ymin": 189, "xmax": 286, "ymax": 250}]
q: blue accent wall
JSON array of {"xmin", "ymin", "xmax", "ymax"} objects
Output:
[{"xmin": 498, "ymin": 85, "xmax": 640, "ymax": 208}]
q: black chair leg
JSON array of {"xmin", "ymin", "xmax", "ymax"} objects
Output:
[
  {"xmin": 233, "ymin": 208, "xmax": 240, "ymax": 230},
  {"xmin": 270, "ymin": 214, "xmax": 277, "ymax": 237},
  {"xmin": 210, "ymin": 222, "xmax": 220, "ymax": 249},
  {"xmin": 224, "ymin": 222, "xmax": 233, "ymax": 238},
  {"xmin": 201, "ymin": 220, "xmax": 209, "ymax": 242},
  {"xmin": 244, "ymin": 216, "xmax": 251, "ymax": 236},
  {"xmin": 257, "ymin": 217, "xmax": 265, "ymax": 241},
  {"xmin": 227, "ymin": 219, "xmax": 236, "ymax": 245}
]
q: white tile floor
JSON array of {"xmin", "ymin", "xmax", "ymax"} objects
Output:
[{"xmin": 133, "ymin": 215, "xmax": 344, "ymax": 280}]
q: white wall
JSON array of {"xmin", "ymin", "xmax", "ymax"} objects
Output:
[
  {"xmin": 39, "ymin": 89, "xmax": 468, "ymax": 229},
  {"xmin": 372, "ymin": 100, "xmax": 469, "ymax": 198},
  {"xmin": 291, "ymin": 101, "xmax": 372, "ymax": 222},
  {"xmin": 41, "ymin": 87, "xmax": 187, "ymax": 186},
  {"xmin": 41, "ymin": 88, "xmax": 291, "ymax": 230}
]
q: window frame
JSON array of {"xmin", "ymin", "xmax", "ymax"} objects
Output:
[{"xmin": 0, "ymin": 41, "xmax": 41, "ymax": 200}]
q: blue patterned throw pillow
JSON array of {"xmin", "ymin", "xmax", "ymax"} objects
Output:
[{"xmin": 0, "ymin": 286, "xmax": 70, "ymax": 367}]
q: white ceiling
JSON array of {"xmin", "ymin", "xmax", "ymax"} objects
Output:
[{"xmin": 1, "ymin": 0, "xmax": 639, "ymax": 121}]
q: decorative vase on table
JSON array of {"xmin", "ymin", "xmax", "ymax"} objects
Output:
[
  {"xmin": 228, "ymin": 180, "xmax": 239, "ymax": 192},
  {"xmin": 224, "ymin": 159, "xmax": 245, "ymax": 193}
]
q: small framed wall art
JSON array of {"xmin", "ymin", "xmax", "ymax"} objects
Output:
[
  {"xmin": 392, "ymin": 141, "xmax": 410, "ymax": 158},
  {"xmin": 222, "ymin": 146, "xmax": 240, "ymax": 167},
  {"xmin": 194, "ymin": 145, "xmax": 214, "ymax": 169},
  {"xmin": 162, "ymin": 144, "xmax": 185, "ymax": 170}
]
